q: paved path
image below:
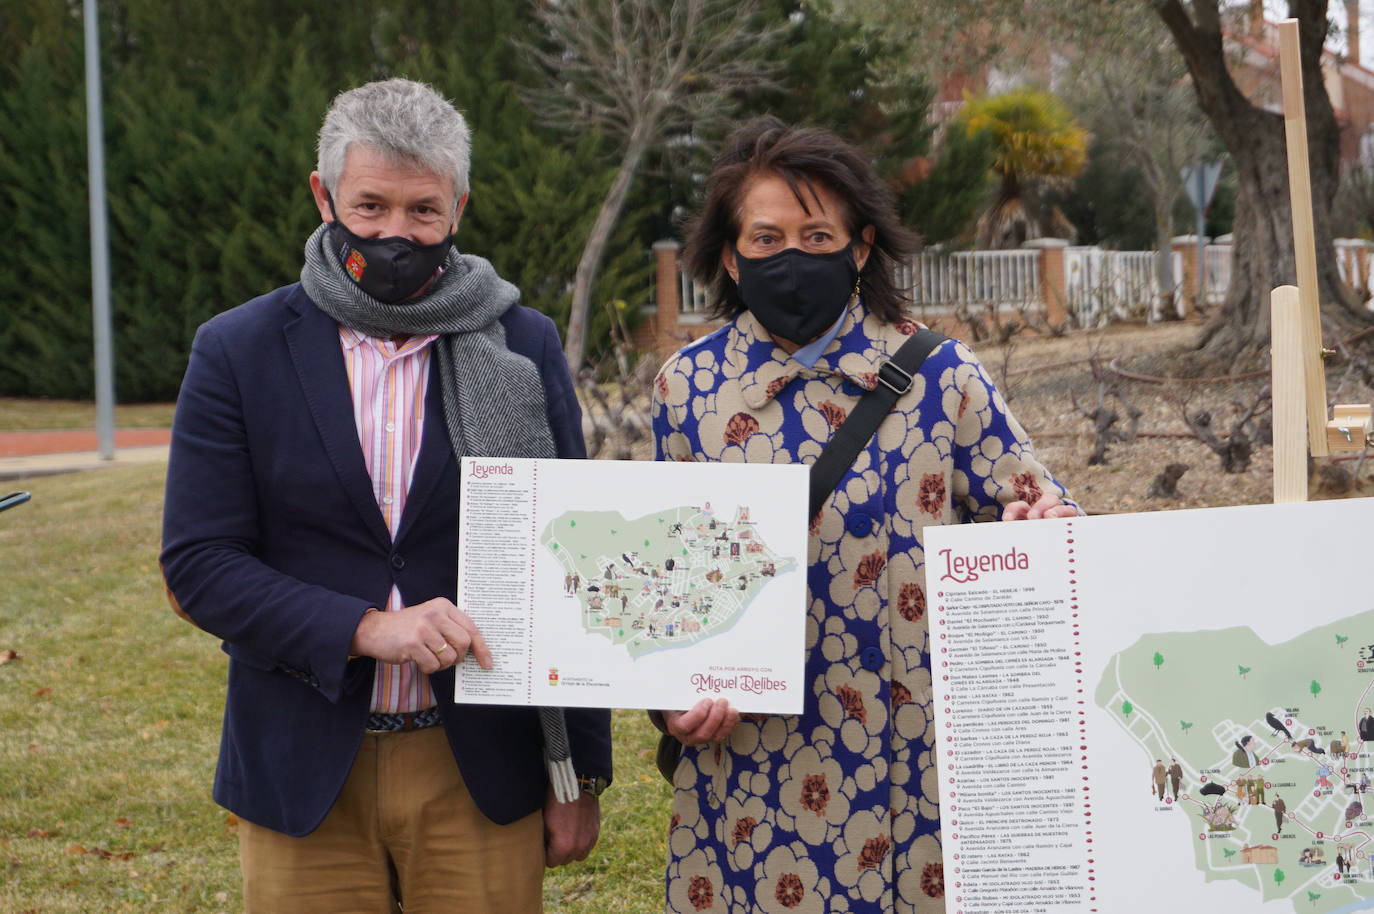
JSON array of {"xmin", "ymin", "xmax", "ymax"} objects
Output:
[
  {"xmin": 0, "ymin": 429, "xmax": 171, "ymax": 481},
  {"xmin": 0, "ymin": 428, "xmax": 171, "ymax": 457}
]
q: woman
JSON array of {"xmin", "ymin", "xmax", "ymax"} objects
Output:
[{"xmin": 651, "ymin": 119, "xmax": 1077, "ymax": 913}]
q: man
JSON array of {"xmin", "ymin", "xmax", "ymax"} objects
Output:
[
  {"xmin": 161, "ymin": 78, "xmax": 610, "ymax": 912},
  {"xmin": 1273, "ymin": 793, "xmax": 1287, "ymax": 833},
  {"xmin": 1152, "ymin": 759, "xmax": 1167, "ymax": 801},
  {"xmin": 1167, "ymin": 758, "xmax": 1183, "ymax": 801}
]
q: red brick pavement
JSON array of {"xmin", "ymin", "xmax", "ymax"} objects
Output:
[{"xmin": 0, "ymin": 428, "xmax": 171, "ymax": 457}]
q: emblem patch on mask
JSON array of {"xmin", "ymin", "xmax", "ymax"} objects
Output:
[{"xmin": 345, "ymin": 249, "xmax": 367, "ymax": 281}]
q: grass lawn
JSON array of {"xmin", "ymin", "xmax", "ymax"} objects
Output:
[
  {"xmin": 0, "ymin": 462, "xmax": 671, "ymax": 912},
  {"xmin": 0, "ymin": 399, "xmax": 176, "ymax": 431}
]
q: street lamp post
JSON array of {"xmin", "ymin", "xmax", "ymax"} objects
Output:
[{"xmin": 84, "ymin": 0, "xmax": 115, "ymax": 460}]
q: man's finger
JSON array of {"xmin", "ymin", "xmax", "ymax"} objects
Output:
[{"xmin": 447, "ymin": 606, "xmax": 494, "ymax": 669}]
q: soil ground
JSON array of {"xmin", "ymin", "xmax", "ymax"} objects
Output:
[
  {"xmin": 958, "ymin": 319, "xmax": 1374, "ymax": 512},
  {"xmin": 591, "ymin": 318, "xmax": 1374, "ymax": 514}
]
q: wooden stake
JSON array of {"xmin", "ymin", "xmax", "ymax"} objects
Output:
[
  {"xmin": 1271, "ymin": 284, "xmax": 1308, "ymax": 503},
  {"xmin": 1277, "ymin": 18, "xmax": 1330, "ymax": 458}
]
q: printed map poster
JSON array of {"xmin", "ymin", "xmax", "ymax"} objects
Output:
[
  {"xmin": 455, "ymin": 457, "xmax": 808, "ymax": 714},
  {"xmin": 926, "ymin": 497, "xmax": 1374, "ymax": 914}
]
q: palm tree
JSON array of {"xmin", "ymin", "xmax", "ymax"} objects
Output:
[{"xmin": 959, "ymin": 89, "xmax": 1088, "ymax": 249}]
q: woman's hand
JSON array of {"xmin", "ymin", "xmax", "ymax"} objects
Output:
[
  {"xmin": 1002, "ymin": 493, "xmax": 1078, "ymax": 521},
  {"xmin": 663, "ymin": 699, "xmax": 741, "ymax": 746}
]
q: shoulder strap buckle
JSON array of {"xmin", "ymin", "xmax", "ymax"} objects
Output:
[{"xmin": 876, "ymin": 359, "xmax": 914, "ymax": 396}]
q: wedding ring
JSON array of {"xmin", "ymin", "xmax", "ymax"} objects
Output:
[{"xmin": 432, "ymin": 643, "xmax": 450, "ymax": 655}]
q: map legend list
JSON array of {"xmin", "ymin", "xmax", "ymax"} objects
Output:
[{"xmin": 935, "ymin": 528, "xmax": 1090, "ymax": 913}]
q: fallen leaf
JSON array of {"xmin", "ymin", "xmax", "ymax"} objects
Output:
[
  {"xmin": 32, "ymin": 688, "xmax": 50, "ymax": 698},
  {"xmin": 65, "ymin": 844, "xmax": 87, "ymax": 855},
  {"xmin": 7, "ymin": 856, "xmax": 20, "ymax": 868},
  {"xmin": 114, "ymin": 818, "xmax": 131, "ymax": 828},
  {"xmin": 0, "ymin": 650, "xmax": 19, "ymax": 665},
  {"xmin": 26, "ymin": 829, "xmax": 52, "ymax": 839}
]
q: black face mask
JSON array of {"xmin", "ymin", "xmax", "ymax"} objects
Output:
[
  {"xmin": 326, "ymin": 196, "xmax": 453, "ymax": 303},
  {"xmin": 734, "ymin": 243, "xmax": 859, "ymax": 345}
]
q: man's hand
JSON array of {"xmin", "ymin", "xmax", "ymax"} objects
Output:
[
  {"xmin": 544, "ymin": 788, "xmax": 600, "ymax": 867},
  {"xmin": 349, "ymin": 598, "xmax": 493, "ymax": 673},
  {"xmin": 663, "ymin": 698, "xmax": 740, "ymax": 747},
  {"xmin": 1002, "ymin": 493, "xmax": 1078, "ymax": 521}
]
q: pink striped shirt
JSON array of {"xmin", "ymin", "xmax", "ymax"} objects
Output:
[{"xmin": 339, "ymin": 327, "xmax": 440, "ymax": 713}]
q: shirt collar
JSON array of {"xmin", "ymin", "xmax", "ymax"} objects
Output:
[
  {"xmin": 733, "ymin": 294, "xmax": 912, "ymax": 409},
  {"xmin": 338, "ymin": 325, "xmax": 440, "ymax": 358},
  {"xmin": 789, "ymin": 310, "xmax": 848, "ymax": 369}
]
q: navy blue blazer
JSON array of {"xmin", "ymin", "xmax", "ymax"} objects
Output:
[{"xmin": 160, "ymin": 282, "xmax": 612, "ymax": 836}]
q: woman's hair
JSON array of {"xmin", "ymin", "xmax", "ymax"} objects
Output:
[{"xmin": 683, "ymin": 117, "xmax": 920, "ymax": 323}]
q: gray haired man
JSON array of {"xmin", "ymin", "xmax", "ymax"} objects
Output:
[{"xmin": 161, "ymin": 78, "xmax": 611, "ymax": 912}]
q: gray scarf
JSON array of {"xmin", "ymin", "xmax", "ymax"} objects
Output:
[{"xmin": 302, "ymin": 224, "xmax": 579, "ymax": 804}]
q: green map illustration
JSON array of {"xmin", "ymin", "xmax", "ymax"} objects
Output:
[
  {"xmin": 540, "ymin": 503, "xmax": 797, "ymax": 659},
  {"xmin": 1097, "ymin": 610, "xmax": 1374, "ymax": 913}
]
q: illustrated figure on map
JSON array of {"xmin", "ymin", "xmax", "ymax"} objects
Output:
[
  {"xmin": 1318, "ymin": 763, "xmax": 1335, "ymax": 789},
  {"xmin": 648, "ymin": 119, "xmax": 1077, "ymax": 914},
  {"xmin": 1234, "ymin": 735, "xmax": 1259, "ymax": 768},
  {"xmin": 1251, "ymin": 777, "xmax": 1266, "ymax": 805},
  {"xmin": 1360, "ymin": 773, "xmax": 1370, "ymax": 796},
  {"xmin": 1338, "ymin": 851, "xmax": 1346, "ymax": 874},
  {"xmin": 1332, "ymin": 730, "xmax": 1348, "ymax": 755},
  {"xmin": 1273, "ymin": 794, "xmax": 1287, "ymax": 832},
  {"xmin": 1266, "ymin": 711, "xmax": 1293, "ymax": 740},
  {"xmin": 1151, "ymin": 760, "xmax": 1168, "ymax": 800},
  {"xmin": 1167, "ymin": 759, "xmax": 1183, "ymax": 800},
  {"xmin": 1237, "ymin": 777, "xmax": 1248, "ymax": 803},
  {"xmin": 1359, "ymin": 708, "xmax": 1374, "ymax": 742},
  {"xmin": 1345, "ymin": 799, "xmax": 1362, "ymax": 822}
]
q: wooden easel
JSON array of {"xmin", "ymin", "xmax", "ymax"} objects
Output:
[{"xmin": 1272, "ymin": 18, "xmax": 1373, "ymax": 504}]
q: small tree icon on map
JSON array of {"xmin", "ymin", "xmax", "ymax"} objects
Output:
[{"xmin": 1153, "ymin": 651, "xmax": 1164, "ymax": 672}]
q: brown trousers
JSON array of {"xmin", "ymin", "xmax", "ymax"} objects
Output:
[{"xmin": 238, "ymin": 725, "xmax": 544, "ymax": 913}]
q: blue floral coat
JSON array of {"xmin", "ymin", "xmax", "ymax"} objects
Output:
[{"xmin": 651, "ymin": 297, "xmax": 1075, "ymax": 914}]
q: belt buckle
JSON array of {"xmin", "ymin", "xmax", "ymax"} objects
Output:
[{"xmin": 877, "ymin": 359, "xmax": 913, "ymax": 395}]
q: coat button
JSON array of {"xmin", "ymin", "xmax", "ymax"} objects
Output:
[
  {"xmin": 860, "ymin": 646, "xmax": 884, "ymax": 672},
  {"xmin": 846, "ymin": 513, "xmax": 875, "ymax": 537},
  {"xmin": 391, "ymin": 553, "xmax": 405, "ymax": 570}
]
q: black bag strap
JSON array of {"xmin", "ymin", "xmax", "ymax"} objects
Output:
[{"xmin": 808, "ymin": 328, "xmax": 947, "ymax": 518}]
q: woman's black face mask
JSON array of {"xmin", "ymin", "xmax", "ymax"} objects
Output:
[
  {"xmin": 734, "ymin": 242, "xmax": 859, "ymax": 345},
  {"xmin": 326, "ymin": 195, "xmax": 453, "ymax": 304}
]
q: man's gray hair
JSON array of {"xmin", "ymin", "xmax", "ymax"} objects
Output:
[{"xmin": 317, "ymin": 78, "xmax": 472, "ymax": 202}]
